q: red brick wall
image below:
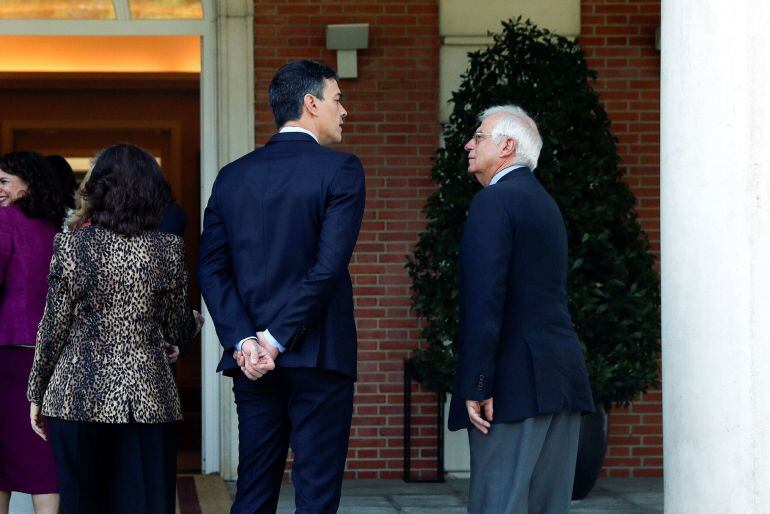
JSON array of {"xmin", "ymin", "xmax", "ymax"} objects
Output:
[
  {"xmin": 251, "ymin": 0, "xmax": 662, "ymax": 480},
  {"xmin": 580, "ymin": 0, "xmax": 663, "ymax": 478},
  {"xmin": 253, "ymin": 0, "xmax": 441, "ymax": 479}
]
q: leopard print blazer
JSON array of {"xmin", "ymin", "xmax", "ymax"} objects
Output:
[{"xmin": 27, "ymin": 225, "xmax": 197, "ymax": 423}]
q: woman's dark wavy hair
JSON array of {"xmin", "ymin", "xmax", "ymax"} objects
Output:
[
  {"xmin": 46, "ymin": 154, "xmax": 77, "ymax": 210},
  {"xmin": 0, "ymin": 151, "xmax": 67, "ymax": 227},
  {"xmin": 83, "ymin": 143, "xmax": 172, "ymax": 236}
]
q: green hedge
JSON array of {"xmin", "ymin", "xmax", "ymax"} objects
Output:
[{"xmin": 406, "ymin": 18, "xmax": 660, "ymax": 408}]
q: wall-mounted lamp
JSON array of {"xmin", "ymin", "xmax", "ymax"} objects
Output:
[{"xmin": 326, "ymin": 23, "xmax": 369, "ymax": 79}]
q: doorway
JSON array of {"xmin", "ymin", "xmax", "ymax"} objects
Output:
[
  {"xmin": 1, "ymin": 2, "xmax": 256, "ymax": 477},
  {"xmin": 0, "ymin": 72, "xmax": 203, "ymax": 471}
]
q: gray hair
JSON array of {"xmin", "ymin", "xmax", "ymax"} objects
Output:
[{"xmin": 480, "ymin": 105, "xmax": 543, "ymax": 170}]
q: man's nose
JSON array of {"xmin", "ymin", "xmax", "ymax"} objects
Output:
[
  {"xmin": 464, "ymin": 139, "xmax": 474, "ymax": 150},
  {"xmin": 340, "ymin": 105, "xmax": 348, "ymax": 119}
]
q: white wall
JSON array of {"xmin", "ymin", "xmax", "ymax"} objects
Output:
[
  {"xmin": 439, "ymin": 0, "xmax": 580, "ymax": 121},
  {"xmin": 8, "ymin": 493, "xmax": 33, "ymax": 514}
]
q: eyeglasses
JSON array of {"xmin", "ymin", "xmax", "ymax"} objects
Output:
[{"xmin": 472, "ymin": 132, "xmax": 493, "ymax": 144}]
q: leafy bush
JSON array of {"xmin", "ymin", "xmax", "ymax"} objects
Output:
[{"xmin": 406, "ymin": 18, "xmax": 660, "ymax": 408}]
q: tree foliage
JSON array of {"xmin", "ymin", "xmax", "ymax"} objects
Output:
[{"xmin": 406, "ymin": 18, "xmax": 660, "ymax": 408}]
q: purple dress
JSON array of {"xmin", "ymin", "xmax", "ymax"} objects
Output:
[{"xmin": 0, "ymin": 204, "xmax": 59, "ymax": 494}]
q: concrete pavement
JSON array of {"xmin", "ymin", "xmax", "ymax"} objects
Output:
[{"xmin": 225, "ymin": 477, "xmax": 663, "ymax": 513}]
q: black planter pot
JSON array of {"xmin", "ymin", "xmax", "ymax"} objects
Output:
[{"xmin": 571, "ymin": 408, "xmax": 608, "ymax": 500}]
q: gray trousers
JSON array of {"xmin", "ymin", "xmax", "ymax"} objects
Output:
[{"xmin": 467, "ymin": 411, "xmax": 581, "ymax": 514}]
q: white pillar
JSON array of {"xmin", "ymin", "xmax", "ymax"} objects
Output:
[
  {"xmin": 216, "ymin": 0, "xmax": 254, "ymax": 481},
  {"xmin": 199, "ymin": 0, "xmax": 254, "ymax": 478},
  {"xmin": 661, "ymin": 1, "xmax": 770, "ymax": 512}
]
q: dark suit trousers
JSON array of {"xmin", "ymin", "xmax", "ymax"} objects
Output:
[
  {"xmin": 47, "ymin": 417, "xmax": 177, "ymax": 514},
  {"xmin": 231, "ymin": 367, "xmax": 354, "ymax": 514},
  {"xmin": 467, "ymin": 412, "xmax": 581, "ymax": 514}
]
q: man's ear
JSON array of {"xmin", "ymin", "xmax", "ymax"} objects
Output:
[
  {"xmin": 303, "ymin": 93, "xmax": 318, "ymax": 117},
  {"xmin": 499, "ymin": 138, "xmax": 516, "ymax": 158}
]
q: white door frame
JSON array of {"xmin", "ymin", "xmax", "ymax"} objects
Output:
[{"xmin": 0, "ymin": 0, "xmax": 255, "ymax": 476}]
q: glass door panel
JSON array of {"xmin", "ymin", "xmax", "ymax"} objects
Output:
[
  {"xmin": 129, "ymin": 0, "xmax": 203, "ymax": 19},
  {"xmin": 0, "ymin": 0, "xmax": 115, "ymax": 19}
]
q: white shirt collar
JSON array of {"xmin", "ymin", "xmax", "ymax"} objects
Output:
[
  {"xmin": 488, "ymin": 164, "xmax": 529, "ymax": 186},
  {"xmin": 279, "ymin": 125, "xmax": 319, "ymax": 143}
]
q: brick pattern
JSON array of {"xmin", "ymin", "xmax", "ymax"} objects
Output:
[
  {"xmin": 580, "ymin": 0, "xmax": 663, "ymax": 478},
  {"xmin": 253, "ymin": 0, "xmax": 441, "ymax": 479},
  {"xmin": 251, "ymin": 0, "xmax": 662, "ymax": 481}
]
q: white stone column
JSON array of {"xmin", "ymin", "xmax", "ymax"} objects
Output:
[
  {"xmin": 199, "ymin": 0, "xmax": 254, "ymax": 479},
  {"xmin": 661, "ymin": 1, "xmax": 770, "ymax": 512},
  {"xmin": 215, "ymin": 0, "xmax": 254, "ymax": 482}
]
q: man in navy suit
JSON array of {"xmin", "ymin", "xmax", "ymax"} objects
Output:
[
  {"xmin": 448, "ymin": 105, "xmax": 594, "ymax": 513},
  {"xmin": 157, "ymin": 200, "xmax": 187, "ymax": 238},
  {"xmin": 198, "ymin": 60, "xmax": 365, "ymax": 513}
]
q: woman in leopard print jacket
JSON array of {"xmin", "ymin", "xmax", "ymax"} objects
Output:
[{"xmin": 26, "ymin": 143, "xmax": 198, "ymax": 514}]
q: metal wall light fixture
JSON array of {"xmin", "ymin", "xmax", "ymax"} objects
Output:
[{"xmin": 326, "ymin": 23, "xmax": 369, "ymax": 79}]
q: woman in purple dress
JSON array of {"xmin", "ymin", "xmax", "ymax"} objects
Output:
[{"xmin": 0, "ymin": 152, "xmax": 67, "ymax": 514}]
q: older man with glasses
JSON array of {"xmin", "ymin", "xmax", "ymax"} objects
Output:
[{"xmin": 448, "ymin": 105, "xmax": 595, "ymax": 514}]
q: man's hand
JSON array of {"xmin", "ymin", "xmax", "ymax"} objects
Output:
[
  {"xmin": 193, "ymin": 310, "xmax": 205, "ymax": 336},
  {"xmin": 466, "ymin": 397, "xmax": 494, "ymax": 434},
  {"xmin": 256, "ymin": 331, "xmax": 280, "ymax": 360},
  {"xmin": 240, "ymin": 338, "xmax": 275, "ymax": 380},
  {"xmin": 30, "ymin": 402, "xmax": 47, "ymax": 441},
  {"xmin": 164, "ymin": 342, "xmax": 180, "ymax": 364}
]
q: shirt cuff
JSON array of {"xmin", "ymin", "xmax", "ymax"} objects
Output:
[
  {"xmin": 262, "ymin": 329, "xmax": 286, "ymax": 353},
  {"xmin": 234, "ymin": 336, "xmax": 257, "ymax": 352}
]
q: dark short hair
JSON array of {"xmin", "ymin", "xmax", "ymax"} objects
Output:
[
  {"xmin": 46, "ymin": 154, "xmax": 77, "ymax": 210},
  {"xmin": 83, "ymin": 143, "xmax": 172, "ymax": 236},
  {"xmin": 0, "ymin": 151, "xmax": 67, "ymax": 227},
  {"xmin": 268, "ymin": 60, "xmax": 338, "ymax": 128}
]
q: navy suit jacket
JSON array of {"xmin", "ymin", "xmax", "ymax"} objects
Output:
[
  {"xmin": 448, "ymin": 168, "xmax": 595, "ymax": 431},
  {"xmin": 157, "ymin": 201, "xmax": 187, "ymax": 238},
  {"xmin": 197, "ymin": 132, "xmax": 366, "ymax": 379}
]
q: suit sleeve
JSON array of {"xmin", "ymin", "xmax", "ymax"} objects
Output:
[
  {"xmin": 268, "ymin": 154, "xmax": 366, "ymax": 351},
  {"xmin": 454, "ymin": 191, "xmax": 514, "ymax": 400},
  {"xmin": 198, "ymin": 174, "xmax": 258, "ymax": 351},
  {"xmin": 160, "ymin": 239, "xmax": 197, "ymax": 350},
  {"xmin": 27, "ymin": 234, "xmax": 75, "ymax": 404}
]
